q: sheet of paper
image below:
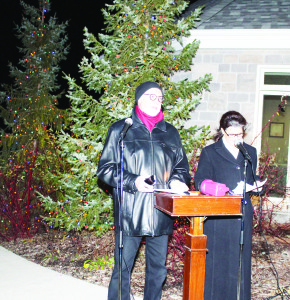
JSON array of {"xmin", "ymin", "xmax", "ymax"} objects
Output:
[
  {"xmin": 231, "ymin": 178, "xmax": 267, "ymax": 195},
  {"xmin": 245, "ymin": 178, "xmax": 267, "ymax": 192},
  {"xmin": 154, "ymin": 189, "xmax": 199, "ymax": 196}
]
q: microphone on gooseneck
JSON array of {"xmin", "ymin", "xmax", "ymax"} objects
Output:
[
  {"xmin": 119, "ymin": 118, "xmax": 133, "ymax": 141},
  {"xmin": 234, "ymin": 138, "xmax": 252, "ymax": 161}
]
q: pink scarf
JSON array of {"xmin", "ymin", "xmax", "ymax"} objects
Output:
[{"xmin": 135, "ymin": 105, "xmax": 164, "ymax": 132}]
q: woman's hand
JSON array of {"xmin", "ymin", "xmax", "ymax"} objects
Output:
[{"xmin": 252, "ymin": 181, "xmax": 264, "ymax": 193}]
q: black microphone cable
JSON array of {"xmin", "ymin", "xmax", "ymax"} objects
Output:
[{"xmin": 250, "ymin": 166, "xmax": 290, "ymax": 300}]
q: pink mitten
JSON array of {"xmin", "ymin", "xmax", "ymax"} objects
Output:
[{"xmin": 200, "ymin": 179, "xmax": 229, "ymax": 196}]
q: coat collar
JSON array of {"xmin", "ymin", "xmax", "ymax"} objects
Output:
[{"xmin": 214, "ymin": 139, "xmax": 245, "ymax": 164}]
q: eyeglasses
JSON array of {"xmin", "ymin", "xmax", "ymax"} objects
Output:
[
  {"xmin": 144, "ymin": 94, "xmax": 164, "ymax": 103},
  {"xmin": 225, "ymin": 131, "xmax": 244, "ymax": 138}
]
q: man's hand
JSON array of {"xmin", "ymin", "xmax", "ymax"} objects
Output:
[
  {"xmin": 135, "ymin": 176, "xmax": 154, "ymax": 193},
  {"xmin": 170, "ymin": 180, "xmax": 189, "ymax": 192}
]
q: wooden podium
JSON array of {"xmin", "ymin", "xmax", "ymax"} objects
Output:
[{"xmin": 155, "ymin": 191, "xmax": 242, "ymax": 300}]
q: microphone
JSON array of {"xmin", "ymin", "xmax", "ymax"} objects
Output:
[
  {"xmin": 234, "ymin": 138, "xmax": 252, "ymax": 161},
  {"xmin": 119, "ymin": 118, "xmax": 133, "ymax": 141}
]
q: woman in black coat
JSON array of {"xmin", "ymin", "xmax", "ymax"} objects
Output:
[{"xmin": 194, "ymin": 111, "xmax": 263, "ymax": 300}]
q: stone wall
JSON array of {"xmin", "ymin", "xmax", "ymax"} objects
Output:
[
  {"xmin": 175, "ymin": 48, "xmax": 290, "ymax": 144},
  {"xmin": 171, "ymin": 29, "xmax": 290, "ymax": 144},
  {"xmin": 170, "ymin": 29, "xmax": 290, "ymax": 222}
]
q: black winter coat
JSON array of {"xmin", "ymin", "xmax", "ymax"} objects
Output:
[
  {"xmin": 194, "ymin": 139, "xmax": 260, "ymax": 300},
  {"xmin": 97, "ymin": 108, "xmax": 191, "ymax": 236}
]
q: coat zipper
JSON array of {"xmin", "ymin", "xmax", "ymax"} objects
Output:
[{"xmin": 150, "ymin": 131, "xmax": 155, "ymax": 237}]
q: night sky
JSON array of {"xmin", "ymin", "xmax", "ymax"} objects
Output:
[
  {"xmin": 0, "ymin": 0, "xmax": 113, "ymax": 89},
  {"xmin": 1, "ymin": 0, "xmax": 197, "ymax": 103}
]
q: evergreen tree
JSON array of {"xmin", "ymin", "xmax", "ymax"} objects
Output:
[
  {"xmin": 0, "ymin": 0, "xmax": 69, "ymax": 239},
  {"xmin": 40, "ymin": 0, "xmax": 212, "ymax": 234},
  {"xmin": 0, "ymin": 0, "xmax": 69, "ymax": 154}
]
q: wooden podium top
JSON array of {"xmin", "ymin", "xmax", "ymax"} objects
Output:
[{"xmin": 154, "ymin": 191, "xmax": 242, "ymax": 217}]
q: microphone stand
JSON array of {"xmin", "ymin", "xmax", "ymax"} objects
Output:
[
  {"xmin": 118, "ymin": 137, "xmax": 125, "ymax": 300},
  {"xmin": 237, "ymin": 157, "xmax": 248, "ymax": 300}
]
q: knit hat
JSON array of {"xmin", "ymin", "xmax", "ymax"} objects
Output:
[{"xmin": 135, "ymin": 81, "xmax": 163, "ymax": 104}]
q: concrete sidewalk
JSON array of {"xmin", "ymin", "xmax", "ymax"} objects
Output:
[{"xmin": 0, "ymin": 246, "xmax": 142, "ymax": 300}]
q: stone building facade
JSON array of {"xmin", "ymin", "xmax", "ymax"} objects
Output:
[{"xmin": 176, "ymin": 0, "xmax": 290, "ymax": 222}]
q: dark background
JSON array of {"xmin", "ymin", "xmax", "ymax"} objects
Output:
[
  {"xmin": 0, "ymin": 0, "xmax": 197, "ymax": 94},
  {"xmin": 0, "ymin": 0, "xmax": 113, "ymax": 88}
]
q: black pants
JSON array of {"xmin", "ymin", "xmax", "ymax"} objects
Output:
[{"xmin": 108, "ymin": 234, "xmax": 169, "ymax": 300}]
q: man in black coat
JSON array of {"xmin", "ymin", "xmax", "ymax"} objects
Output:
[{"xmin": 97, "ymin": 81, "xmax": 191, "ymax": 300}]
